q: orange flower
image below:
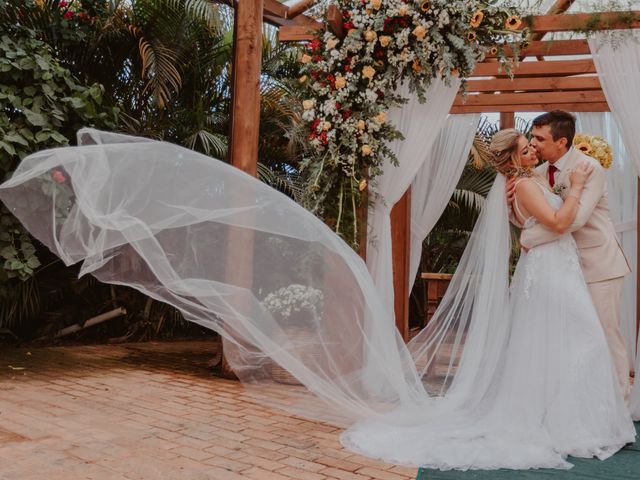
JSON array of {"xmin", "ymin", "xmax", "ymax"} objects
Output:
[
  {"xmin": 505, "ymin": 15, "xmax": 523, "ymax": 30},
  {"xmin": 489, "ymin": 46, "xmax": 499, "ymax": 56},
  {"xmin": 470, "ymin": 11, "xmax": 484, "ymax": 28},
  {"xmin": 450, "ymin": 68, "xmax": 459, "ymax": 77},
  {"xmin": 412, "ymin": 59, "xmax": 422, "ymax": 73},
  {"xmin": 420, "ymin": 1, "xmax": 430, "ymax": 13},
  {"xmin": 358, "ymin": 179, "xmax": 368, "ymax": 191},
  {"xmin": 467, "ymin": 31, "xmax": 477, "ymax": 41}
]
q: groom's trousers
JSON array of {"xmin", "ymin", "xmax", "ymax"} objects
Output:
[{"xmin": 587, "ymin": 276, "xmax": 631, "ymax": 404}]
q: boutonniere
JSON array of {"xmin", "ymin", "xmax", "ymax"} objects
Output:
[{"xmin": 552, "ymin": 183, "xmax": 567, "ymax": 196}]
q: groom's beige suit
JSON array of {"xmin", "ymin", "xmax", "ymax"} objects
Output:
[{"xmin": 521, "ymin": 147, "xmax": 632, "ymax": 402}]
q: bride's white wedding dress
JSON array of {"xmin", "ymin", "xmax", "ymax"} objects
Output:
[
  {"xmin": 0, "ymin": 130, "xmax": 636, "ymax": 471},
  {"xmin": 342, "ymin": 183, "xmax": 635, "ymax": 470}
]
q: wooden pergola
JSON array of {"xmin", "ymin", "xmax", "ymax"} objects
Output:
[{"xmin": 227, "ymin": 1, "xmax": 640, "ymax": 343}]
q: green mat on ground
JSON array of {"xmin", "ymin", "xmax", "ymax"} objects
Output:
[{"xmin": 416, "ymin": 422, "xmax": 640, "ymax": 479}]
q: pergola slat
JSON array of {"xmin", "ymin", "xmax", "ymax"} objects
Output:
[
  {"xmin": 471, "ymin": 59, "xmax": 596, "ymax": 77},
  {"xmin": 451, "ymin": 102, "xmax": 609, "ymax": 113},
  {"xmin": 525, "ymin": 11, "xmax": 640, "ymax": 33},
  {"xmin": 487, "ymin": 39, "xmax": 590, "ymax": 58},
  {"xmin": 454, "ymin": 90, "xmax": 606, "ymax": 106},
  {"xmin": 466, "ymin": 75, "xmax": 601, "ymax": 92}
]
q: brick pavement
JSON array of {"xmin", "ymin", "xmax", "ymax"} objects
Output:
[{"xmin": 0, "ymin": 341, "xmax": 417, "ymax": 480}]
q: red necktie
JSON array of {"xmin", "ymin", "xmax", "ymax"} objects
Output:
[{"xmin": 548, "ymin": 165, "xmax": 558, "ymax": 188}]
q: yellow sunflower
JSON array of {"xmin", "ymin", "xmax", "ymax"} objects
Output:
[
  {"xmin": 489, "ymin": 46, "xmax": 499, "ymax": 56},
  {"xmin": 470, "ymin": 11, "xmax": 484, "ymax": 28},
  {"xmin": 505, "ymin": 15, "xmax": 523, "ymax": 30},
  {"xmin": 467, "ymin": 31, "xmax": 477, "ymax": 41},
  {"xmin": 420, "ymin": 1, "xmax": 430, "ymax": 13},
  {"xmin": 575, "ymin": 142, "xmax": 592, "ymax": 154}
]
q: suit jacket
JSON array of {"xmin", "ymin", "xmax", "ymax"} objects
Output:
[{"xmin": 520, "ymin": 148, "xmax": 630, "ymax": 283}]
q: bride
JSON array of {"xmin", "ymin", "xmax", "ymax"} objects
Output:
[
  {"xmin": 342, "ymin": 129, "xmax": 636, "ymax": 469},
  {"xmin": 0, "ymin": 127, "xmax": 636, "ymax": 471}
]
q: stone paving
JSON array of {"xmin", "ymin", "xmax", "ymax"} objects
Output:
[{"xmin": 0, "ymin": 341, "xmax": 417, "ymax": 480}]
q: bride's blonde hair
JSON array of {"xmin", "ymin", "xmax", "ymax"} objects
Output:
[{"xmin": 489, "ymin": 128, "xmax": 531, "ymax": 177}]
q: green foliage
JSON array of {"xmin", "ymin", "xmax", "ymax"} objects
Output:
[{"xmin": 0, "ymin": 24, "xmax": 117, "ymax": 326}]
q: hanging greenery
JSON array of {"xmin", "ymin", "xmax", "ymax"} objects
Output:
[{"xmin": 297, "ymin": 0, "xmax": 527, "ymax": 249}]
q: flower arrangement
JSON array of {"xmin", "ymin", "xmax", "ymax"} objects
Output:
[
  {"xmin": 261, "ymin": 284, "xmax": 324, "ymax": 324},
  {"xmin": 573, "ymin": 133, "xmax": 613, "ymax": 169},
  {"xmin": 298, "ymin": 0, "xmax": 527, "ymax": 248}
]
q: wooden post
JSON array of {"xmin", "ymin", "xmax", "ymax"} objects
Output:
[
  {"xmin": 500, "ymin": 112, "xmax": 515, "ymax": 130},
  {"xmin": 229, "ymin": 0, "xmax": 263, "ymax": 175},
  {"xmin": 391, "ymin": 188, "xmax": 411, "ymax": 341},
  {"xmin": 637, "ymin": 178, "xmax": 640, "ymax": 350},
  {"xmin": 219, "ymin": 0, "xmax": 264, "ymax": 380}
]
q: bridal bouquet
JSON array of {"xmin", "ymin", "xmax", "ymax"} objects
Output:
[
  {"xmin": 573, "ymin": 134, "xmax": 613, "ymax": 169},
  {"xmin": 261, "ymin": 284, "xmax": 324, "ymax": 324}
]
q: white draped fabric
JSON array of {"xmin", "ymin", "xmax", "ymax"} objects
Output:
[
  {"xmin": 589, "ymin": 31, "xmax": 640, "ymax": 418},
  {"xmin": 366, "ymin": 79, "xmax": 460, "ymax": 316},
  {"xmin": 576, "ymin": 113, "xmax": 637, "ymax": 373},
  {"xmin": 409, "ymin": 114, "xmax": 480, "ymax": 290}
]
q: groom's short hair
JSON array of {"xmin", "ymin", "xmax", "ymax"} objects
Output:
[{"xmin": 532, "ymin": 110, "xmax": 576, "ymax": 146}]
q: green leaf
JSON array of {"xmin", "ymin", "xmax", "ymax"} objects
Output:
[
  {"xmin": 0, "ymin": 246, "xmax": 17, "ymax": 260},
  {"xmin": 26, "ymin": 256, "xmax": 40, "ymax": 269},
  {"xmin": 20, "ymin": 242, "xmax": 36, "ymax": 257},
  {"xmin": 23, "ymin": 109, "xmax": 47, "ymax": 127},
  {"xmin": 4, "ymin": 132, "xmax": 28, "ymax": 146}
]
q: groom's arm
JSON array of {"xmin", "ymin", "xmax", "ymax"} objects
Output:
[{"xmin": 520, "ymin": 162, "xmax": 605, "ymax": 249}]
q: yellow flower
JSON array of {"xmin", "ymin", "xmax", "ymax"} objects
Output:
[
  {"xmin": 362, "ymin": 145, "xmax": 373, "ymax": 156},
  {"xmin": 371, "ymin": 0, "xmax": 382, "ymax": 10},
  {"xmin": 358, "ymin": 179, "xmax": 368, "ymax": 191},
  {"xmin": 362, "ymin": 65, "xmax": 376, "ymax": 81},
  {"xmin": 489, "ymin": 46, "xmax": 499, "ymax": 56},
  {"xmin": 467, "ymin": 31, "xmax": 477, "ymax": 42},
  {"xmin": 374, "ymin": 111, "xmax": 387, "ymax": 123},
  {"xmin": 575, "ymin": 142, "xmax": 592, "ymax": 154},
  {"xmin": 298, "ymin": 75, "xmax": 308, "ymax": 84},
  {"xmin": 412, "ymin": 25, "xmax": 427, "ymax": 40},
  {"xmin": 374, "ymin": 60, "xmax": 385, "ymax": 68},
  {"xmin": 420, "ymin": 1, "xmax": 430, "ymax": 12},
  {"xmin": 302, "ymin": 99, "xmax": 315, "ymax": 110},
  {"xmin": 301, "ymin": 54, "xmax": 312, "ymax": 64},
  {"xmin": 399, "ymin": 5, "xmax": 409, "ymax": 16},
  {"xmin": 505, "ymin": 15, "xmax": 523, "ymax": 30},
  {"xmin": 326, "ymin": 38, "xmax": 339, "ymax": 50},
  {"xmin": 470, "ymin": 10, "xmax": 484, "ymax": 28},
  {"xmin": 412, "ymin": 59, "xmax": 422, "ymax": 73},
  {"xmin": 364, "ymin": 30, "xmax": 378, "ymax": 42},
  {"xmin": 334, "ymin": 76, "xmax": 347, "ymax": 89},
  {"xmin": 357, "ymin": 120, "xmax": 366, "ymax": 130},
  {"xmin": 323, "ymin": 121, "xmax": 332, "ymax": 131},
  {"xmin": 379, "ymin": 35, "xmax": 392, "ymax": 47}
]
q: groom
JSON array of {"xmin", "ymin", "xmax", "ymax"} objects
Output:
[{"xmin": 510, "ymin": 110, "xmax": 632, "ymax": 404}]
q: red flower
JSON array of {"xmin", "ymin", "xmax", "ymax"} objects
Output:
[
  {"xmin": 311, "ymin": 118, "xmax": 321, "ymax": 131},
  {"xmin": 63, "ymin": 11, "xmax": 74, "ymax": 19},
  {"xmin": 342, "ymin": 109, "xmax": 352, "ymax": 120},
  {"xmin": 310, "ymin": 39, "xmax": 321, "ymax": 51},
  {"xmin": 377, "ymin": 90, "xmax": 385, "ymax": 99},
  {"xmin": 59, "ymin": 1, "xmax": 68, "ymax": 7},
  {"xmin": 343, "ymin": 21, "xmax": 355, "ymax": 30},
  {"xmin": 51, "ymin": 169, "xmax": 66, "ymax": 184},
  {"xmin": 320, "ymin": 132, "xmax": 328, "ymax": 145},
  {"xmin": 335, "ymin": 102, "xmax": 342, "ymax": 110}
]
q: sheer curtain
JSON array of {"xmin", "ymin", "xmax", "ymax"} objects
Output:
[
  {"xmin": 589, "ymin": 31, "xmax": 640, "ymax": 418},
  {"xmin": 409, "ymin": 114, "xmax": 480, "ymax": 289},
  {"xmin": 576, "ymin": 113, "xmax": 637, "ymax": 371},
  {"xmin": 367, "ymin": 79, "xmax": 460, "ymax": 316}
]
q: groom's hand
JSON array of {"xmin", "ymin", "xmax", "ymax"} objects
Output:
[{"xmin": 505, "ymin": 177, "xmax": 517, "ymax": 206}]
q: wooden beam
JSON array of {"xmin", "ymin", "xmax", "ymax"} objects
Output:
[
  {"xmin": 471, "ymin": 59, "xmax": 596, "ymax": 77},
  {"xmin": 488, "ymin": 39, "xmax": 590, "ymax": 58},
  {"xmin": 278, "ymin": 23, "xmax": 323, "ymax": 42},
  {"xmin": 525, "ymin": 11, "xmax": 640, "ymax": 33},
  {"xmin": 527, "ymin": 0, "xmax": 576, "ymax": 45},
  {"xmin": 455, "ymin": 90, "xmax": 606, "ymax": 107},
  {"xmin": 466, "ymin": 75, "xmax": 601, "ymax": 93},
  {"xmin": 500, "ymin": 112, "xmax": 515, "ymax": 129},
  {"xmin": 263, "ymin": 0, "xmax": 287, "ymax": 18},
  {"xmin": 287, "ymin": 0, "xmax": 318, "ymax": 19},
  {"xmin": 326, "ymin": 4, "xmax": 345, "ymax": 38},
  {"xmin": 450, "ymin": 102, "xmax": 609, "ymax": 113},
  {"xmin": 391, "ymin": 189, "xmax": 411, "ymax": 342}
]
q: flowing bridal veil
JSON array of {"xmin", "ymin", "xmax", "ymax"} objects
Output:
[{"xmin": 0, "ymin": 129, "xmax": 633, "ymax": 469}]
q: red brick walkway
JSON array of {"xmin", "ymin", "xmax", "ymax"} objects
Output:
[{"xmin": 0, "ymin": 341, "xmax": 417, "ymax": 480}]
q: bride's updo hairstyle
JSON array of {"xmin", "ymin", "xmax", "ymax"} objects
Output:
[{"xmin": 489, "ymin": 128, "xmax": 532, "ymax": 177}]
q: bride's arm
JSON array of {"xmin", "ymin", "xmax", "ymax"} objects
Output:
[{"xmin": 515, "ymin": 180, "xmax": 585, "ymax": 234}]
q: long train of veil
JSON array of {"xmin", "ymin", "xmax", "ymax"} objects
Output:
[{"xmin": 4, "ymin": 129, "xmax": 632, "ymax": 467}]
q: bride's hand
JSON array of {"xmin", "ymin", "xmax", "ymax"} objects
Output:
[{"xmin": 569, "ymin": 162, "xmax": 595, "ymax": 189}]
